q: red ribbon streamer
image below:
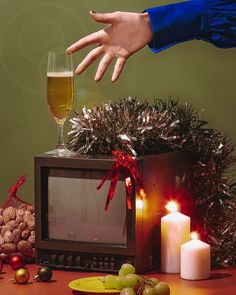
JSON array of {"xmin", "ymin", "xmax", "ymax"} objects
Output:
[
  {"xmin": 2, "ymin": 176, "xmax": 31, "ymax": 209},
  {"xmin": 97, "ymin": 150, "xmax": 143, "ymax": 210}
]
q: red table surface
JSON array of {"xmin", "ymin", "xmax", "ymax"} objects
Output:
[{"xmin": 0, "ymin": 264, "xmax": 235, "ymax": 295}]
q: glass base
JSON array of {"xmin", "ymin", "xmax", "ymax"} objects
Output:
[{"xmin": 45, "ymin": 148, "xmax": 76, "ymax": 157}]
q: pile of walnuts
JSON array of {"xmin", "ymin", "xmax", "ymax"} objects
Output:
[{"xmin": 0, "ymin": 204, "xmax": 35, "ymax": 261}]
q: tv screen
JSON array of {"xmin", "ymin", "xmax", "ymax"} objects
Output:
[{"xmin": 47, "ymin": 174, "xmax": 127, "ymax": 246}]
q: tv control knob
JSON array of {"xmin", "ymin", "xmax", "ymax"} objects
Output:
[
  {"xmin": 110, "ymin": 256, "xmax": 115, "ymax": 262},
  {"xmin": 51, "ymin": 254, "xmax": 57, "ymax": 265},
  {"xmin": 74, "ymin": 256, "xmax": 81, "ymax": 266},
  {"xmin": 58, "ymin": 254, "xmax": 65, "ymax": 265},
  {"xmin": 92, "ymin": 261, "xmax": 98, "ymax": 268},
  {"xmin": 66, "ymin": 255, "xmax": 73, "ymax": 266},
  {"xmin": 99, "ymin": 261, "xmax": 103, "ymax": 268}
]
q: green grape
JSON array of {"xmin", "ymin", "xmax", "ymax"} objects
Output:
[
  {"xmin": 114, "ymin": 276, "xmax": 124, "ymax": 290},
  {"xmin": 104, "ymin": 275, "xmax": 115, "ymax": 289},
  {"xmin": 153, "ymin": 282, "xmax": 170, "ymax": 295},
  {"xmin": 123, "ymin": 274, "xmax": 139, "ymax": 288},
  {"xmin": 149, "ymin": 277, "xmax": 159, "ymax": 286},
  {"xmin": 120, "ymin": 287, "xmax": 136, "ymax": 295},
  {"xmin": 119, "ymin": 269, "xmax": 125, "ymax": 276},
  {"xmin": 143, "ymin": 287, "xmax": 156, "ymax": 295},
  {"xmin": 120, "ymin": 263, "xmax": 136, "ymax": 275}
]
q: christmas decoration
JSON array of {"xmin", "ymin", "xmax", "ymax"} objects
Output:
[
  {"xmin": 68, "ymin": 97, "xmax": 236, "ymax": 268},
  {"xmin": 0, "ymin": 177, "xmax": 35, "ymax": 262},
  {"xmin": 14, "ymin": 267, "xmax": 30, "ymax": 284},
  {"xmin": 97, "ymin": 150, "xmax": 143, "ymax": 210},
  {"xmin": 34, "ymin": 266, "xmax": 53, "ymax": 282},
  {"xmin": 9, "ymin": 253, "xmax": 25, "ymax": 270}
]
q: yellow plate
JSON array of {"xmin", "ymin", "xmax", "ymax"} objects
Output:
[{"xmin": 68, "ymin": 276, "xmax": 120, "ymax": 294}]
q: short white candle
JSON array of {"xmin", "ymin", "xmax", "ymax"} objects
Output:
[
  {"xmin": 161, "ymin": 201, "xmax": 190, "ymax": 273},
  {"xmin": 181, "ymin": 232, "xmax": 210, "ymax": 280}
]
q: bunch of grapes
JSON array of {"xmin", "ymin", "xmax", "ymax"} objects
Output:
[{"xmin": 100, "ymin": 264, "xmax": 170, "ymax": 295}]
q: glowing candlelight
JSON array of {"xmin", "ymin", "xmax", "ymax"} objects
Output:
[
  {"xmin": 161, "ymin": 201, "xmax": 190, "ymax": 273},
  {"xmin": 181, "ymin": 231, "xmax": 210, "ymax": 280}
]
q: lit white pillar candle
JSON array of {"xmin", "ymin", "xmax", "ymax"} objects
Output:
[
  {"xmin": 181, "ymin": 232, "xmax": 210, "ymax": 280},
  {"xmin": 161, "ymin": 201, "xmax": 190, "ymax": 273}
]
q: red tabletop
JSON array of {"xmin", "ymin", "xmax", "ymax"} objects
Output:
[{"xmin": 0, "ymin": 264, "xmax": 235, "ymax": 295}]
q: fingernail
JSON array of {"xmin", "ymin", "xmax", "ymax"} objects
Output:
[
  {"xmin": 90, "ymin": 10, "xmax": 96, "ymax": 13},
  {"xmin": 75, "ymin": 67, "xmax": 82, "ymax": 74}
]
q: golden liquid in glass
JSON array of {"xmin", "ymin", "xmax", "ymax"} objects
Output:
[{"xmin": 47, "ymin": 72, "xmax": 74, "ymax": 124}]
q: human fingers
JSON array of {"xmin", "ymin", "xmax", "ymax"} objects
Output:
[
  {"xmin": 75, "ymin": 46, "xmax": 104, "ymax": 75},
  {"xmin": 111, "ymin": 57, "xmax": 126, "ymax": 82},
  {"xmin": 89, "ymin": 10, "xmax": 118, "ymax": 24},
  {"xmin": 94, "ymin": 53, "xmax": 114, "ymax": 82},
  {"xmin": 66, "ymin": 31, "xmax": 102, "ymax": 53}
]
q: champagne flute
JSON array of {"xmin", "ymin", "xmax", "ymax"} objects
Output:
[{"xmin": 46, "ymin": 51, "xmax": 74, "ymax": 156}]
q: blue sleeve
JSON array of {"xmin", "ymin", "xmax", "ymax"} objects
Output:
[{"xmin": 145, "ymin": 0, "xmax": 236, "ymax": 53}]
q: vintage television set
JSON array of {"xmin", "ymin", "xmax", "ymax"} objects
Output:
[{"xmin": 34, "ymin": 151, "xmax": 193, "ymax": 273}]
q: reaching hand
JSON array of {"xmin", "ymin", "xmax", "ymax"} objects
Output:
[{"xmin": 66, "ymin": 10, "xmax": 152, "ymax": 82}]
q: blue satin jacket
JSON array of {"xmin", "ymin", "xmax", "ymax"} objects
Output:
[{"xmin": 146, "ymin": 0, "xmax": 236, "ymax": 53}]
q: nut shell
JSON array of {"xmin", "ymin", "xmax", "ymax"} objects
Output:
[
  {"xmin": 0, "ymin": 242, "xmax": 16, "ymax": 254},
  {"xmin": 17, "ymin": 240, "xmax": 33, "ymax": 256},
  {"xmin": 3, "ymin": 207, "xmax": 16, "ymax": 223}
]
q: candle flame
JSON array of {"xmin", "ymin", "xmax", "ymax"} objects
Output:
[
  {"xmin": 136, "ymin": 199, "xmax": 143, "ymax": 209},
  {"xmin": 191, "ymin": 232, "xmax": 199, "ymax": 240},
  {"xmin": 165, "ymin": 201, "xmax": 178, "ymax": 213}
]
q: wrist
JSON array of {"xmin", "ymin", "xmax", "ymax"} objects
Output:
[{"xmin": 141, "ymin": 12, "xmax": 152, "ymax": 43}]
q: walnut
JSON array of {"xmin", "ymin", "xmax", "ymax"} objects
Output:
[
  {"xmin": 2, "ymin": 207, "xmax": 16, "ymax": 223},
  {"xmin": 16, "ymin": 215, "xmax": 23, "ymax": 224},
  {"xmin": 24, "ymin": 210, "xmax": 32, "ymax": 217},
  {"xmin": 26, "ymin": 205, "xmax": 34, "ymax": 213},
  {"xmin": 0, "ymin": 216, "xmax": 4, "ymax": 226},
  {"xmin": 4, "ymin": 230, "xmax": 14, "ymax": 243},
  {"xmin": 12, "ymin": 229, "xmax": 21, "ymax": 244},
  {"xmin": 17, "ymin": 240, "xmax": 33, "ymax": 256},
  {"xmin": 23, "ymin": 215, "xmax": 34, "ymax": 224},
  {"xmin": 0, "ymin": 252, "xmax": 7, "ymax": 261},
  {"xmin": 1, "ymin": 225, "xmax": 13, "ymax": 236},
  {"xmin": 0, "ymin": 242, "xmax": 16, "ymax": 254},
  {"xmin": 21, "ymin": 229, "xmax": 30, "ymax": 240},
  {"xmin": 19, "ymin": 204, "xmax": 27, "ymax": 210},
  {"xmin": 27, "ymin": 219, "xmax": 35, "ymax": 231},
  {"xmin": 0, "ymin": 235, "xmax": 4, "ymax": 246},
  {"xmin": 0, "ymin": 208, "xmax": 3, "ymax": 215},
  {"xmin": 18, "ymin": 222, "xmax": 27, "ymax": 232},
  {"xmin": 7, "ymin": 220, "xmax": 18, "ymax": 229},
  {"xmin": 16, "ymin": 208, "xmax": 25, "ymax": 217},
  {"xmin": 27, "ymin": 235, "xmax": 35, "ymax": 246}
]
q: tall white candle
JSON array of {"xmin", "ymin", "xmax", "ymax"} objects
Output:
[
  {"xmin": 161, "ymin": 201, "xmax": 190, "ymax": 273},
  {"xmin": 181, "ymin": 232, "xmax": 210, "ymax": 280}
]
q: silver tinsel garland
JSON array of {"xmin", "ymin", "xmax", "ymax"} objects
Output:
[{"xmin": 67, "ymin": 97, "xmax": 236, "ymax": 268}]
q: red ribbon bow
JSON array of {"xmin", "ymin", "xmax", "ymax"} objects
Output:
[{"xmin": 97, "ymin": 150, "xmax": 144, "ymax": 210}]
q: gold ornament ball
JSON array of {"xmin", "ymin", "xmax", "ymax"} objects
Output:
[{"xmin": 15, "ymin": 268, "xmax": 30, "ymax": 284}]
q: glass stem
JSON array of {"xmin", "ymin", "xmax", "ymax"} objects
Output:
[{"xmin": 56, "ymin": 122, "xmax": 65, "ymax": 149}]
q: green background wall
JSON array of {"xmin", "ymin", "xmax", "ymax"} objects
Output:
[{"xmin": 0, "ymin": 0, "xmax": 235, "ymax": 205}]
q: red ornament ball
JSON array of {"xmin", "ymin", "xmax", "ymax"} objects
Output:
[{"xmin": 9, "ymin": 254, "xmax": 25, "ymax": 270}]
